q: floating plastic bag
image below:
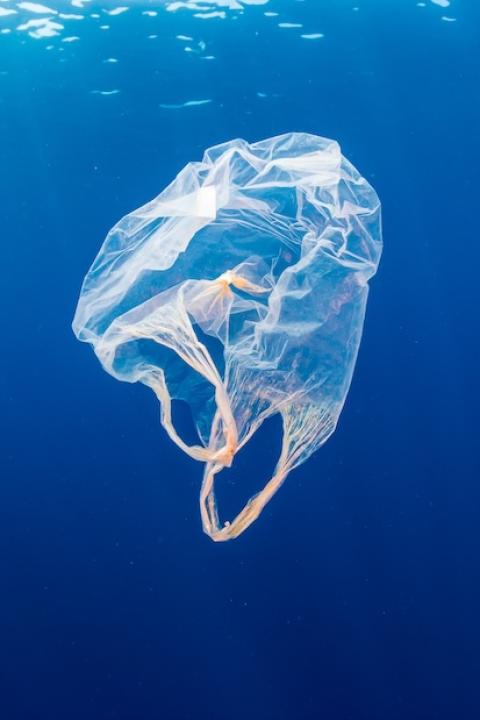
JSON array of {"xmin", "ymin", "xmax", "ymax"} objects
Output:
[{"xmin": 73, "ymin": 132, "xmax": 382, "ymax": 541}]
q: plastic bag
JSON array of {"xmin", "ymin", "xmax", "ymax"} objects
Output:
[{"xmin": 73, "ymin": 132, "xmax": 382, "ymax": 541}]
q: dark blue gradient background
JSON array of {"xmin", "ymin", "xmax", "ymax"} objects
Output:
[{"xmin": 1, "ymin": 2, "xmax": 479, "ymax": 719}]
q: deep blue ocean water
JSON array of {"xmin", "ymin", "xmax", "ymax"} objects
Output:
[{"xmin": 1, "ymin": 1, "xmax": 480, "ymax": 718}]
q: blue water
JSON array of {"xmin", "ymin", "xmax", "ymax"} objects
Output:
[{"xmin": 1, "ymin": 1, "xmax": 480, "ymax": 718}]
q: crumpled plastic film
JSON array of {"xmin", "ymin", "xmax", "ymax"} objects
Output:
[{"xmin": 73, "ymin": 132, "xmax": 382, "ymax": 541}]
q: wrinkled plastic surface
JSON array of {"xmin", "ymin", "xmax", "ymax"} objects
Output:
[{"xmin": 73, "ymin": 132, "xmax": 382, "ymax": 541}]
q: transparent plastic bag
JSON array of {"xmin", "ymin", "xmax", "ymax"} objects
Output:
[{"xmin": 73, "ymin": 132, "xmax": 382, "ymax": 541}]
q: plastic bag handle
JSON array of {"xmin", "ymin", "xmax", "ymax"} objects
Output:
[{"xmin": 199, "ymin": 427, "xmax": 291, "ymax": 542}]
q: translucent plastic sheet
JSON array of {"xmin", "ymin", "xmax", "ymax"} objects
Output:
[{"xmin": 73, "ymin": 132, "xmax": 382, "ymax": 541}]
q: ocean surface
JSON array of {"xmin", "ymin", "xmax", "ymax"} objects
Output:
[{"xmin": 1, "ymin": 1, "xmax": 479, "ymax": 719}]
